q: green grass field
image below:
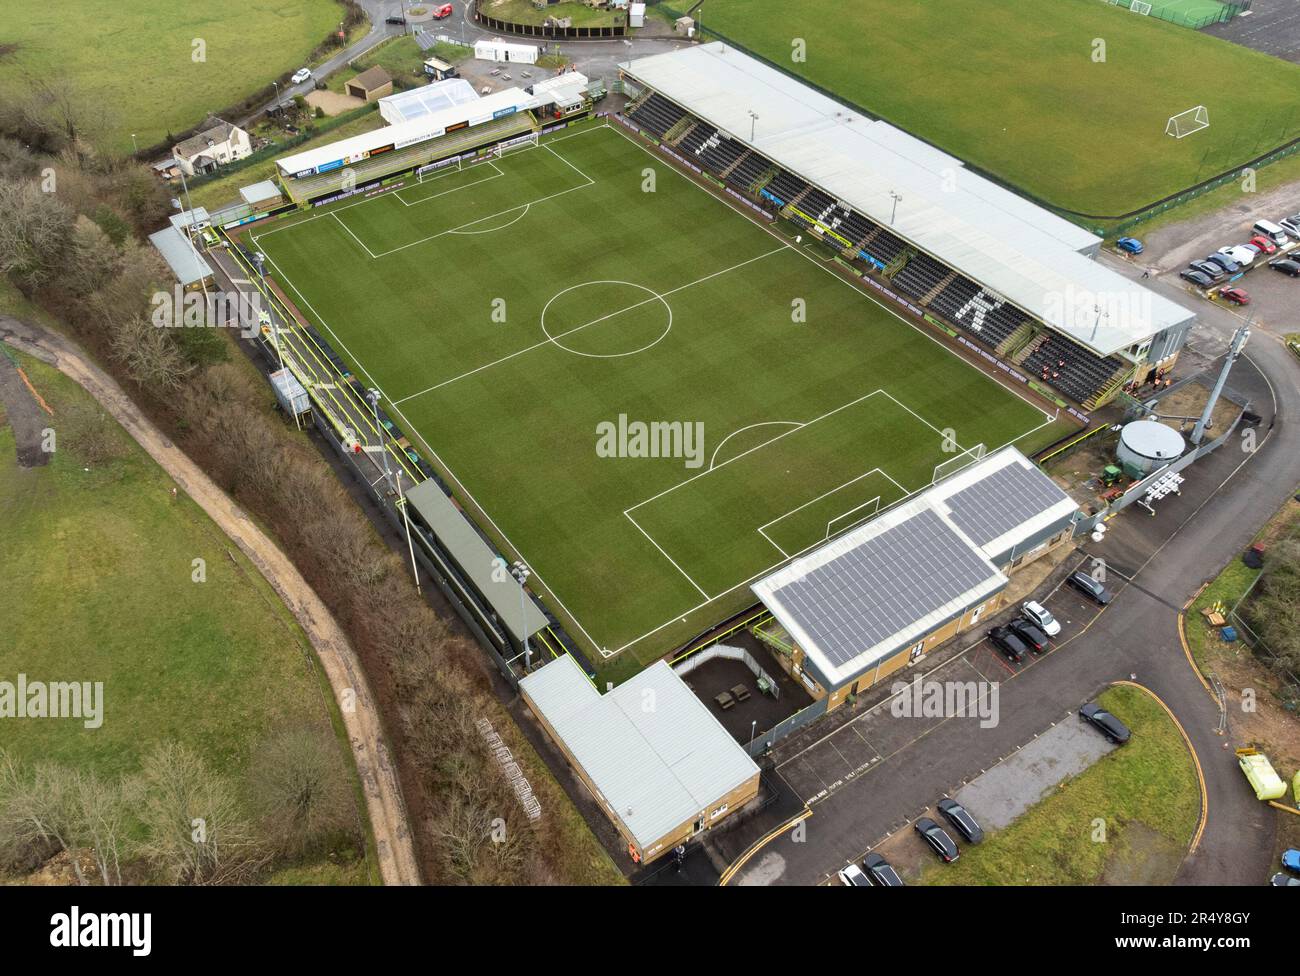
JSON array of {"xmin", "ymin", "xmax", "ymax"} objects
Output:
[
  {"xmin": 0, "ymin": 350, "xmax": 370, "ymax": 883},
  {"xmin": 926, "ymin": 685, "xmax": 1200, "ymax": 885},
  {"xmin": 252, "ymin": 122, "xmax": 1068, "ymax": 665},
  {"xmin": 698, "ymin": 0, "xmax": 1300, "ymax": 217},
  {"xmin": 0, "ymin": 0, "xmax": 343, "ymax": 152}
]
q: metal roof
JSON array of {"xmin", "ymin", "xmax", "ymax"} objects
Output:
[
  {"xmin": 404, "ymin": 479, "xmax": 549, "ymax": 643},
  {"xmin": 520, "ymin": 655, "xmax": 759, "ymax": 848},
  {"xmin": 753, "ymin": 448, "xmax": 1077, "ymax": 687},
  {"xmin": 622, "ymin": 43, "xmax": 1195, "ymax": 356},
  {"xmin": 239, "ymin": 180, "xmax": 283, "ymax": 205},
  {"xmin": 379, "ymin": 78, "xmax": 479, "ymax": 124},
  {"xmin": 147, "ymin": 227, "xmax": 212, "ymax": 286}
]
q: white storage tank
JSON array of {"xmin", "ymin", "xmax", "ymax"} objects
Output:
[{"xmin": 1117, "ymin": 419, "xmax": 1184, "ymax": 474}]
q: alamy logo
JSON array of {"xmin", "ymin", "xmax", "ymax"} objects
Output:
[
  {"xmin": 595, "ymin": 414, "xmax": 705, "ymax": 469},
  {"xmin": 0, "ymin": 674, "xmax": 103, "ymax": 729},
  {"xmin": 890, "ymin": 675, "xmax": 999, "ymax": 729},
  {"xmin": 50, "ymin": 907, "xmax": 151, "ymax": 956}
]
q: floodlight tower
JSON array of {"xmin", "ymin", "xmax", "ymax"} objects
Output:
[{"xmin": 1191, "ymin": 323, "xmax": 1251, "ymax": 446}]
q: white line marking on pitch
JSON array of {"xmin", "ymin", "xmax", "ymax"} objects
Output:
[{"xmin": 333, "ymin": 213, "xmax": 376, "ymax": 259}]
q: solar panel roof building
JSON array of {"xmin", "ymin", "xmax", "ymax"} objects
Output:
[
  {"xmin": 752, "ymin": 448, "xmax": 1077, "ymax": 695},
  {"xmin": 520, "ymin": 655, "xmax": 761, "ymax": 862},
  {"xmin": 621, "ymin": 43, "xmax": 1196, "ymax": 358}
]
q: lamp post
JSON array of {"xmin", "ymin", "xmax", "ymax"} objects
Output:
[
  {"xmin": 749, "ymin": 719, "xmax": 757, "ymax": 754},
  {"xmin": 367, "ymin": 387, "xmax": 393, "ymax": 493},
  {"xmin": 888, "ymin": 190, "xmax": 902, "ymax": 226},
  {"xmin": 748, "ymin": 109, "xmax": 758, "ymax": 143},
  {"xmin": 511, "ymin": 559, "xmax": 532, "ymax": 671},
  {"xmin": 397, "ymin": 468, "xmax": 422, "ymax": 593},
  {"xmin": 253, "ymin": 252, "xmax": 285, "ymax": 370},
  {"xmin": 131, "ymin": 133, "xmax": 138, "ymax": 156}
]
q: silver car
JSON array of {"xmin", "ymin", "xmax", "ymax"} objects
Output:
[{"xmin": 1021, "ymin": 600, "xmax": 1060, "ymax": 637}]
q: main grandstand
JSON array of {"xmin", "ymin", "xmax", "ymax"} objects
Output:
[{"xmin": 620, "ymin": 43, "xmax": 1195, "ymax": 411}]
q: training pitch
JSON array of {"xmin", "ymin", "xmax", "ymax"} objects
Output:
[{"xmin": 252, "ymin": 122, "xmax": 1067, "ymax": 666}]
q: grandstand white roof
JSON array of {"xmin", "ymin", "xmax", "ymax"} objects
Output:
[
  {"xmin": 276, "ymin": 87, "xmax": 532, "ymax": 177},
  {"xmin": 520, "ymin": 655, "xmax": 759, "ymax": 849},
  {"xmin": 378, "ymin": 78, "xmax": 479, "ymax": 124},
  {"xmin": 622, "ymin": 43, "xmax": 1195, "ymax": 356}
]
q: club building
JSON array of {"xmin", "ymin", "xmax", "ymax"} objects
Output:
[
  {"xmin": 752, "ymin": 447, "xmax": 1079, "ymax": 710},
  {"xmin": 520, "ymin": 654, "xmax": 761, "ymax": 863}
]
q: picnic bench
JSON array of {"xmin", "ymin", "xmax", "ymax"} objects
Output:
[
  {"xmin": 714, "ymin": 691, "xmax": 735, "ymax": 711},
  {"xmin": 731, "ymin": 683, "xmax": 751, "ymax": 703}
]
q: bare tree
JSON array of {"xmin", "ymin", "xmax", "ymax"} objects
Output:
[
  {"xmin": 0, "ymin": 180, "xmax": 75, "ymax": 294},
  {"xmin": 249, "ymin": 726, "xmax": 359, "ymax": 858},
  {"xmin": 0, "ymin": 753, "xmax": 87, "ymax": 884},
  {"xmin": 72, "ymin": 772, "xmax": 134, "ymax": 886},
  {"xmin": 109, "ymin": 313, "xmax": 194, "ymax": 391}
]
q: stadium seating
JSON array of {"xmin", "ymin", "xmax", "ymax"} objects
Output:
[
  {"xmin": 700, "ymin": 134, "xmax": 746, "ymax": 174},
  {"xmin": 627, "ymin": 92, "xmax": 688, "ymax": 138},
  {"xmin": 891, "ymin": 252, "xmax": 950, "ymax": 301},
  {"xmin": 859, "ymin": 227, "xmax": 907, "ymax": 267},
  {"xmin": 763, "ymin": 169, "xmax": 809, "ymax": 208},
  {"xmin": 725, "ymin": 150, "xmax": 769, "ymax": 191},
  {"xmin": 678, "ymin": 121, "xmax": 717, "ymax": 154},
  {"xmin": 930, "ymin": 277, "xmax": 1026, "ymax": 351},
  {"xmin": 1021, "ymin": 332, "xmax": 1127, "ymax": 405}
]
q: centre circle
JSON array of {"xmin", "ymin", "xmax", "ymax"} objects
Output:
[{"xmin": 540, "ymin": 280, "xmax": 673, "ymax": 358}]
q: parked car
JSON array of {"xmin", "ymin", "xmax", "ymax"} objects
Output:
[
  {"xmin": 1009, "ymin": 618, "xmax": 1049, "ymax": 653},
  {"xmin": 291, "ymin": 67, "xmax": 312, "ymax": 84},
  {"xmin": 1079, "ymin": 702, "xmax": 1131, "ymax": 744},
  {"xmin": 1218, "ymin": 245, "xmax": 1255, "ymax": 266},
  {"xmin": 1116, "ymin": 236, "xmax": 1144, "ymax": 254},
  {"xmin": 837, "ymin": 863, "xmax": 871, "ymax": 886},
  {"xmin": 1189, "ymin": 260, "xmax": 1225, "ymax": 281},
  {"xmin": 988, "ymin": 625, "xmax": 1029, "ymax": 663},
  {"xmin": 863, "ymin": 852, "xmax": 904, "ymax": 886},
  {"xmin": 1218, "ymin": 286, "xmax": 1250, "ymax": 306},
  {"xmin": 1271, "ymin": 872, "xmax": 1300, "ymax": 886},
  {"xmin": 1066, "ymin": 570, "xmax": 1113, "ymax": 605},
  {"xmin": 1022, "ymin": 600, "xmax": 1060, "ymax": 637},
  {"xmin": 914, "ymin": 817, "xmax": 960, "ymax": 863},
  {"xmin": 1279, "ymin": 214, "xmax": 1300, "ymax": 238},
  {"xmin": 1270, "ymin": 259, "xmax": 1300, "ymax": 277},
  {"xmin": 937, "ymin": 798, "xmax": 984, "ymax": 844},
  {"xmin": 1249, "ymin": 235, "xmax": 1278, "ymax": 255},
  {"xmin": 385, "ymin": 15, "xmax": 407, "ymax": 24},
  {"xmin": 1205, "ymin": 253, "xmax": 1240, "ymax": 274},
  {"xmin": 1180, "ymin": 268, "xmax": 1214, "ymax": 288},
  {"xmin": 1283, "ymin": 849, "xmax": 1300, "ymax": 874}
]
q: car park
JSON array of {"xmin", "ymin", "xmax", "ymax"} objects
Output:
[
  {"xmin": 1249, "ymin": 235, "xmax": 1278, "ymax": 255},
  {"xmin": 863, "ymin": 853, "xmax": 904, "ymax": 886},
  {"xmin": 1180, "ymin": 268, "xmax": 1214, "ymax": 288},
  {"xmin": 1218, "ymin": 286, "xmax": 1250, "ymax": 305},
  {"xmin": 1021, "ymin": 600, "xmax": 1060, "ymax": 636},
  {"xmin": 1116, "ymin": 237, "xmax": 1143, "ymax": 254},
  {"xmin": 1270, "ymin": 259, "xmax": 1300, "ymax": 277},
  {"xmin": 1205, "ymin": 253, "xmax": 1239, "ymax": 274},
  {"xmin": 291, "ymin": 67, "xmax": 312, "ymax": 84},
  {"xmin": 1189, "ymin": 260, "xmax": 1225, "ymax": 281},
  {"xmin": 988, "ymin": 625, "xmax": 1029, "ymax": 663},
  {"xmin": 937, "ymin": 798, "xmax": 984, "ymax": 844},
  {"xmin": 1066, "ymin": 570, "xmax": 1112, "ymax": 605},
  {"xmin": 914, "ymin": 817, "xmax": 960, "ymax": 863},
  {"xmin": 837, "ymin": 863, "xmax": 871, "ymax": 886},
  {"xmin": 1079, "ymin": 702, "xmax": 1131, "ymax": 744},
  {"xmin": 1008, "ymin": 618, "xmax": 1049, "ymax": 653}
]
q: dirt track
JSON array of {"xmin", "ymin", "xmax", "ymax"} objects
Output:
[{"xmin": 0, "ymin": 315, "xmax": 421, "ymax": 887}]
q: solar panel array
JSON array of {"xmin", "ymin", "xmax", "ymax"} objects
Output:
[
  {"xmin": 941, "ymin": 462, "xmax": 1071, "ymax": 548},
  {"xmin": 772, "ymin": 508, "xmax": 999, "ymax": 669}
]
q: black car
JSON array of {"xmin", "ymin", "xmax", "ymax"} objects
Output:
[
  {"xmin": 1180, "ymin": 268, "xmax": 1213, "ymax": 288},
  {"xmin": 385, "ymin": 15, "xmax": 407, "ymax": 24},
  {"xmin": 914, "ymin": 817, "xmax": 960, "ymax": 863},
  {"xmin": 1269, "ymin": 259, "xmax": 1300, "ymax": 277},
  {"xmin": 1205, "ymin": 253, "xmax": 1240, "ymax": 274},
  {"xmin": 1079, "ymin": 702, "xmax": 1131, "ymax": 744},
  {"xmin": 988, "ymin": 625, "xmax": 1029, "ymax": 663},
  {"xmin": 863, "ymin": 852, "xmax": 904, "ymax": 886},
  {"xmin": 1066, "ymin": 570, "xmax": 1112, "ymax": 605},
  {"xmin": 1008, "ymin": 618, "xmax": 1049, "ymax": 653},
  {"xmin": 1189, "ymin": 259, "xmax": 1225, "ymax": 281},
  {"xmin": 936, "ymin": 798, "xmax": 984, "ymax": 844}
]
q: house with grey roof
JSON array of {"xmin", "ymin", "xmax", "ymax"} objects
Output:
[{"xmin": 171, "ymin": 117, "xmax": 252, "ymax": 177}]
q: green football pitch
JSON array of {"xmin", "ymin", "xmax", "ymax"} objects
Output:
[{"xmin": 252, "ymin": 122, "xmax": 1069, "ymax": 666}]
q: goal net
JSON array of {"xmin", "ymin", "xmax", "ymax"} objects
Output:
[
  {"xmin": 493, "ymin": 131, "xmax": 539, "ymax": 158},
  {"xmin": 825, "ymin": 496, "xmax": 881, "ymax": 541},
  {"xmin": 416, "ymin": 156, "xmax": 461, "ymax": 183},
  {"xmin": 932, "ymin": 443, "xmax": 987, "ymax": 484},
  {"xmin": 1166, "ymin": 106, "xmax": 1209, "ymax": 139}
]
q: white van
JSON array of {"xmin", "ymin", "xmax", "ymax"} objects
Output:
[{"xmin": 1253, "ymin": 219, "xmax": 1290, "ymax": 246}]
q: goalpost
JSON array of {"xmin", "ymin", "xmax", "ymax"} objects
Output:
[
  {"xmin": 493, "ymin": 131, "xmax": 540, "ymax": 159},
  {"xmin": 825, "ymin": 496, "xmax": 881, "ymax": 541},
  {"xmin": 932, "ymin": 443, "xmax": 987, "ymax": 484},
  {"xmin": 1166, "ymin": 105, "xmax": 1209, "ymax": 139},
  {"xmin": 416, "ymin": 156, "xmax": 461, "ymax": 184}
]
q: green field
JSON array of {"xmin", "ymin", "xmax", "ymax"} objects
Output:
[
  {"xmin": 0, "ymin": 0, "xmax": 342, "ymax": 152},
  {"xmin": 0, "ymin": 350, "xmax": 369, "ymax": 883},
  {"xmin": 698, "ymin": 0, "xmax": 1300, "ymax": 217},
  {"xmin": 252, "ymin": 123, "xmax": 1067, "ymax": 665},
  {"xmin": 926, "ymin": 685, "xmax": 1200, "ymax": 885}
]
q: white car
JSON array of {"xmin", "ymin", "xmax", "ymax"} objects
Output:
[
  {"xmin": 291, "ymin": 67, "xmax": 313, "ymax": 85},
  {"xmin": 1021, "ymin": 600, "xmax": 1061, "ymax": 637},
  {"xmin": 1217, "ymin": 245, "xmax": 1255, "ymax": 266},
  {"xmin": 1280, "ymin": 214, "xmax": 1300, "ymax": 238},
  {"xmin": 837, "ymin": 863, "xmax": 870, "ymax": 886}
]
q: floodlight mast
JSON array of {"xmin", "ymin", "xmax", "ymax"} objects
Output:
[{"xmin": 1191, "ymin": 323, "xmax": 1250, "ymax": 446}]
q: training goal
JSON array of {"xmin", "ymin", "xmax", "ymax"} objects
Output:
[
  {"xmin": 932, "ymin": 443, "xmax": 987, "ymax": 484},
  {"xmin": 1166, "ymin": 106, "xmax": 1209, "ymax": 139}
]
